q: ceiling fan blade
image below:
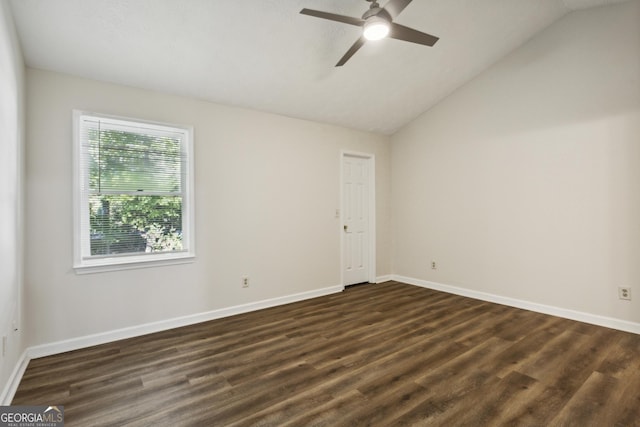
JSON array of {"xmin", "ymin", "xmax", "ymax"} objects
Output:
[
  {"xmin": 300, "ymin": 9, "xmax": 364, "ymax": 27},
  {"xmin": 389, "ymin": 23, "xmax": 439, "ymax": 46},
  {"xmin": 383, "ymin": 0, "xmax": 413, "ymax": 19},
  {"xmin": 336, "ymin": 37, "xmax": 366, "ymax": 67}
]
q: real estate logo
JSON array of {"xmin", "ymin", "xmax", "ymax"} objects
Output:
[{"xmin": 0, "ymin": 406, "xmax": 64, "ymax": 427}]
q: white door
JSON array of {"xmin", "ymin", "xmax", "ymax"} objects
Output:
[{"xmin": 343, "ymin": 155, "xmax": 371, "ymax": 285}]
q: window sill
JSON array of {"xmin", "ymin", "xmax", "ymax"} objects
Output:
[{"xmin": 74, "ymin": 253, "xmax": 195, "ymax": 274}]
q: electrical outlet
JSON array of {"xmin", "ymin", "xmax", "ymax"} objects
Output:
[
  {"xmin": 618, "ymin": 287, "xmax": 631, "ymax": 300},
  {"xmin": 242, "ymin": 276, "xmax": 249, "ymax": 288},
  {"xmin": 431, "ymin": 261, "xmax": 437, "ymax": 270}
]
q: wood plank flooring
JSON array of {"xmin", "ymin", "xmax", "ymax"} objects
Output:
[{"xmin": 12, "ymin": 281, "xmax": 640, "ymax": 426}]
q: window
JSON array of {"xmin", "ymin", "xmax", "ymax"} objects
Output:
[{"xmin": 73, "ymin": 111, "xmax": 194, "ymax": 273}]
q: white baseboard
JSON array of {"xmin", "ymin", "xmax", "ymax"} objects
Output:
[
  {"xmin": 393, "ymin": 275, "xmax": 640, "ymax": 335},
  {"xmin": 0, "ymin": 349, "xmax": 29, "ymax": 405},
  {"xmin": 28, "ymin": 284, "xmax": 344, "ymax": 360},
  {"xmin": 375, "ymin": 275, "xmax": 393, "ymax": 283}
]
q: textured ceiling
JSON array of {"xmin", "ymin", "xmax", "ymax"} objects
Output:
[{"xmin": 8, "ymin": 0, "xmax": 631, "ymax": 134}]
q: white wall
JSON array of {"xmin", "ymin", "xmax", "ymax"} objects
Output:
[
  {"xmin": 392, "ymin": 1, "xmax": 640, "ymax": 324},
  {"xmin": 24, "ymin": 69, "xmax": 390, "ymax": 347},
  {"xmin": 0, "ymin": 0, "xmax": 25, "ymax": 401}
]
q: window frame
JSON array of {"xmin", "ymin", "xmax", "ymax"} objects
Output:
[{"xmin": 72, "ymin": 110, "xmax": 195, "ymax": 274}]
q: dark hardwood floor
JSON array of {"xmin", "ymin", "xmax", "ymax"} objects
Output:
[{"xmin": 12, "ymin": 281, "xmax": 640, "ymax": 426}]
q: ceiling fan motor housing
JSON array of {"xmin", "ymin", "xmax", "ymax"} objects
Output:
[{"xmin": 362, "ymin": 7, "xmax": 392, "ymax": 22}]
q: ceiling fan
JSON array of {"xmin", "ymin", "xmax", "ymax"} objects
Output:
[{"xmin": 300, "ymin": 0, "xmax": 439, "ymax": 67}]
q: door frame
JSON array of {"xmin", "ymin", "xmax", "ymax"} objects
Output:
[{"xmin": 340, "ymin": 151, "xmax": 376, "ymax": 286}]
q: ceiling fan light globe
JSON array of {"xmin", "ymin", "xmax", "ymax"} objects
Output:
[{"xmin": 363, "ymin": 18, "xmax": 390, "ymax": 41}]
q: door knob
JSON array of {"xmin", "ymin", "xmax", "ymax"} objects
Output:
[{"xmin": 344, "ymin": 225, "xmax": 348, "ymax": 231}]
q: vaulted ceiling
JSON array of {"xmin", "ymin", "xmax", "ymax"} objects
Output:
[{"xmin": 9, "ymin": 0, "xmax": 630, "ymax": 134}]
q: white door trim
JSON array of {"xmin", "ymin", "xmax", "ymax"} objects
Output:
[{"xmin": 340, "ymin": 151, "xmax": 376, "ymax": 285}]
